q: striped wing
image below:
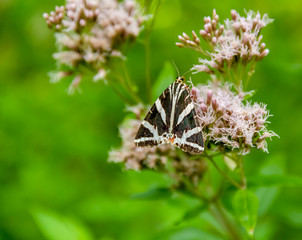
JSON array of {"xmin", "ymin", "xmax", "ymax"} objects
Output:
[
  {"xmin": 172, "ymin": 84, "xmax": 204, "ymax": 153},
  {"xmin": 134, "ymin": 81, "xmax": 204, "ymax": 154},
  {"xmin": 134, "ymin": 84, "xmax": 171, "ymax": 146}
]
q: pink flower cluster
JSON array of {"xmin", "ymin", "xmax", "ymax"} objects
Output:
[
  {"xmin": 44, "ymin": 0, "xmax": 145, "ymax": 92},
  {"xmin": 176, "ymin": 9, "xmax": 273, "ymax": 74},
  {"xmin": 191, "ymin": 82, "xmax": 277, "ymax": 155},
  {"xmin": 109, "ymin": 118, "xmax": 170, "ymax": 171}
]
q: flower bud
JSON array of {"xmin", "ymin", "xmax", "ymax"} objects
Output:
[
  {"xmin": 218, "ymin": 25, "xmax": 224, "ymax": 36},
  {"xmin": 192, "ymin": 30, "xmax": 198, "ymax": 39},
  {"xmin": 178, "ymin": 35, "xmax": 186, "ymax": 43},
  {"xmin": 191, "ymin": 87, "xmax": 199, "ymax": 101},
  {"xmin": 204, "ymin": 16, "xmax": 211, "ymax": 24},
  {"xmin": 205, "ymin": 23, "xmax": 212, "ymax": 33},
  {"xmin": 231, "ymin": 10, "xmax": 237, "ymax": 21},
  {"xmin": 200, "ymin": 30, "xmax": 207, "ymax": 38},
  {"xmin": 211, "ymin": 19, "xmax": 217, "ymax": 30},
  {"xmin": 260, "ymin": 43, "xmax": 266, "ymax": 52},
  {"xmin": 212, "ymin": 99, "xmax": 218, "ymax": 111},
  {"xmin": 183, "ymin": 32, "xmax": 190, "ymax": 40},
  {"xmin": 79, "ymin": 19, "xmax": 86, "ymax": 26},
  {"xmin": 200, "ymin": 103, "xmax": 207, "ymax": 112},
  {"xmin": 233, "ymin": 22, "xmax": 241, "ymax": 36},
  {"xmin": 259, "ymin": 49, "xmax": 269, "ymax": 59},
  {"xmin": 206, "ymin": 90, "xmax": 212, "ymax": 105},
  {"xmin": 175, "ymin": 42, "xmax": 185, "ymax": 48},
  {"xmin": 186, "ymin": 40, "xmax": 197, "ymax": 47},
  {"xmin": 43, "ymin": 13, "xmax": 49, "ymax": 19},
  {"xmin": 212, "ymin": 36, "xmax": 217, "ymax": 45}
]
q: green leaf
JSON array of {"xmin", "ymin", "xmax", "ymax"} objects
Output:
[
  {"xmin": 232, "ymin": 189, "xmax": 259, "ymax": 237},
  {"xmin": 255, "ymin": 186, "xmax": 279, "ymax": 217},
  {"xmin": 131, "ymin": 187, "xmax": 172, "ymax": 200},
  {"xmin": 248, "ymin": 175, "xmax": 302, "ymax": 187},
  {"xmin": 164, "ymin": 227, "xmax": 225, "ymax": 240},
  {"xmin": 175, "ymin": 204, "xmax": 207, "ymax": 225},
  {"xmin": 31, "ymin": 209, "xmax": 93, "ymax": 240},
  {"xmin": 152, "ymin": 61, "xmax": 175, "ymax": 101}
]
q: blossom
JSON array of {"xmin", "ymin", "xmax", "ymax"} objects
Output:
[
  {"xmin": 190, "ymin": 82, "xmax": 278, "ymax": 155},
  {"xmin": 44, "ymin": 0, "xmax": 145, "ymax": 91},
  {"xmin": 176, "ymin": 9, "xmax": 273, "ymax": 75}
]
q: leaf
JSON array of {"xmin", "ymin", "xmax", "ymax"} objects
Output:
[
  {"xmin": 131, "ymin": 187, "xmax": 172, "ymax": 200},
  {"xmin": 31, "ymin": 209, "xmax": 93, "ymax": 240},
  {"xmin": 152, "ymin": 61, "xmax": 175, "ymax": 101},
  {"xmin": 164, "ymin": 227, "xmax": 225, "ymax": 240},
  {"xmin": 175, "ymin": 204, "xmax": 206, "ymax": 225},
  {"xmin": 255, "ymin": 186, "xmax": 279, "ymax": 217},
  {"xmin": 248, "ymin": 175, "xmax": 302, "ymax": 187},
  {"xmin": 232, "ymin": 189, "xmax": 259, "ymax": 237}
]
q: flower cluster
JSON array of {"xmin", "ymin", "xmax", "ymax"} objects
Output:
[
  {"xmin": 44, "ymin": 0, "xmax": 145, "ymax": 92},
  {"xmin": 109, "ymin": 118, "xmax": 170, "ymax": 171},
  {"xmin": 176, "ymin": 9, "xmax": 273, "ymax": 75},
  {"xmin": 191, "ymin": 82, "xmax": 278, "ymax": 155},
  {"xmin": 108, "ymin": 106, "xmax": 207, "ymax": 184}
]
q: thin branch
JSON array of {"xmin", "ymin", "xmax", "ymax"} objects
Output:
[{"xmin": 204, "ymin": 153, "xmax": 242, "ymax": 189}]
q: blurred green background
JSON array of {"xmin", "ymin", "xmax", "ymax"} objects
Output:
[{"xmin": 1, "ymin": 0, "xmax": 302, "ymax": 239}]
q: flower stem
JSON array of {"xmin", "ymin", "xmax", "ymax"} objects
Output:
[
  {"xmin": 108, "ymin": 81, "xmax": 133, "ymax": 105},
  {"xmin": 204, "ymin": 153, "xmax": 242, "ymax": 189},
  {"xmin": 144, "ymin": 35, "xmax": 152, "ymax": 103},
  {"xmin": 121, "ymin": 61, "xmax": 142, "ymax": 103},
  {"xmin": 184, "ymin": 176, "xmax": 241, "ymax": 240},
  {"xmin": 238, "ymin": 157, "xmax": 247, "ymax": 189},
  {"xmin": 210, "ymin": 200, "xmax": 241, "ymax": 240}
]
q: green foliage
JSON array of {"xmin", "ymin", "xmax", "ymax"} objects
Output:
[
  {"xmin": 233, "ymin": 189, "xmax": 259, "ymax": 237},
  {"xmin": 175, "ymin": 204, "xmax": 206, "ymax": 225},
  {"xmin": 131, "ymin": 187, "xmax": 172, "ymax": 200},
  {"xmin": 32, "ymin": 209, "xmax": 93, "ymax": 240}
]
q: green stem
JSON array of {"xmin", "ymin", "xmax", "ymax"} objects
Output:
[
  {"xmin": 243, "ymin": 60, "xmax": 256, "ymax": 90},
  {"xmin": 121, "ymin": 61, "xmax": 142, "ymax": 104},
  {"xmin": 108, "ymin": 81, "xmax": 134, "ymax": 105},
  {"xmin": 111, "ymin": 73, "xmax": 141, "ymax": 104},
  {"xmin": 210, "ymin": 200, "xmax": 241, "ymax": 240},
  {"xmin": 143, "ymin": 0, "xmax": 162, "ymax": 103},
  {"xmin": 144, "ymin": 35, "xmax": 152, "ymax": 103},
  {"xmin": 204, "ymin": 153, "xmax": 242, "ymax": 189},
  {"xmin": 182, "ymin": 177, "xmax": 209, "ymax": 203},
  {"xmin": 184, "ymin": 177, "xmax": 241, "ymax": 240},
  {"xmin": 238, "ymin": 157, "xmax": 247, "ymax": 189}
]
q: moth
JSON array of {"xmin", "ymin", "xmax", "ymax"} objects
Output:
[{"xmin": 134, "ymin": 76, "xmax": 204, "ymax": 154}]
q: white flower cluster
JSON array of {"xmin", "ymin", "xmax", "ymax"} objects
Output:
[
  {"xmin": 44, "ymin": 0, "xmax": 145, "ymax": 90},
  {"xmin": 109, "ymin": 117, "xmax": 170, "ymax": 171},
  {"xmin": 191, "ymin": 82, "xmax": 278, "ymax": 155},
  {"xmin": 176, "ymin": 9, "xmax": 273, "ymax": 74}
]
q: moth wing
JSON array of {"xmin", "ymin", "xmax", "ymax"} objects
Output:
[
  {"xmin": 134, "ymin": 85, "xmax": 172, "ymax": 147},
  {"xmin": 173, "ymin": 86, "xmax": 204, "ymax": 154}
]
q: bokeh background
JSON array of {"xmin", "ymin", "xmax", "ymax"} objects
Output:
[{"xmin": 1, "ymin": 0, "xmax": 302, "ymax": 239}]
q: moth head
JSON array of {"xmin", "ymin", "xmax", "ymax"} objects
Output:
[{"xmin": 176, "ymin": 76, "xmax": 185, "ymax": 83}]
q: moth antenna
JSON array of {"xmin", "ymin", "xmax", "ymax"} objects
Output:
[
  {"xmin": 182, "ymin": 69, "xmax": 193, "ymax": 77},
  {"xmin": 172, "ymin": 60, "xmax": 180, "ymax": 77}
]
